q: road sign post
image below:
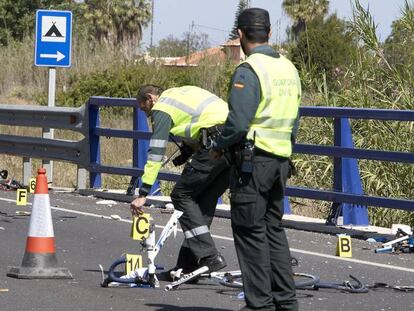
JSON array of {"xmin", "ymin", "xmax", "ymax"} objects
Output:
[{"xmin": 34, "ymin": 10, "xmax": 72, "ymax": 183}]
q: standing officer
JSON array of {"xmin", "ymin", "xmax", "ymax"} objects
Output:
[
  {"xmin": 130, "ymin": 85, "xmax": 229, "ymax": 277},
  {"xmin": 210, "ymin": 8, "xmax": 301, "ymax": 311}
]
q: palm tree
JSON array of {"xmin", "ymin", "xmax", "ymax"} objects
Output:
[
  {"xmin": 282, "ymin": 0, "xmax": 329, "ymax": 41},
  {"xmin": 82, "ymin": 0, "xmax": 151, "ymax": 51}
]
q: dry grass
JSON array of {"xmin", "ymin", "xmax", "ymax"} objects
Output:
[{"xmin": 0, "ymin": 36, "xmax": 127, "ymax": 103}]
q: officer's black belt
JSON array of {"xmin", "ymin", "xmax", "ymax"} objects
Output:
[{"xmin": 252, "ymin": 147, "xmax": 289, "ymax": 161}]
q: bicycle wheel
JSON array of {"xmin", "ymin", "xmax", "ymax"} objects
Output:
[
  {"xmin": 293, "ymin": 272, "xmax": 320, "ymax": 289},
  {"xmin": 314, "ymin": 275, "xmax": 369, "ymax": 293},
  {"xmin": 218, "ymin": 271, "xmax": 319, "ymax": 289}
]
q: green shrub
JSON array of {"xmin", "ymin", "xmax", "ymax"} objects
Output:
[
  {"xmin": 56, "ymin": 59, "xmax": 234, "ymax": 110},
  {"xmin": 289, "ymin": 14, "xmax": 357, "ymax": 90}
]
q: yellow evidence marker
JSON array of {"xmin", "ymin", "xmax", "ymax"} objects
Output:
[
  {"xmin": 131, "ymin": 213, "xmax": 151, "ymax": 240},
  {"xmin": 125, "ymin": 254, "xmax": 143, "ymax": 275},
  {"xmin": 16, "ymin": 189, "xmax": 28, "ymax": 206},
  {"xmin": 336, "ymin": 234, "xmax": 352, "ymax": 257},
  {"xmin": 29, "ymin": 178, "xmax": 36, "ymax": 193}
]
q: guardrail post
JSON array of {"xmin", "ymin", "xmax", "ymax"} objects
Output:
[
  {"xmin": 340, "ymin": 118, "xmax": 369, "ymax": 226},
  {"xmin": 23, "ymin": 157, "xmax": 32, "ymax": 186},
  {"xmin": 284, "ymin": 197, "xmax": 291, "ymax": 214},
  {"xmin": 327, "ymin": 118, "xmax": 369, "ymax": 226},
  {"xmin": 326, "ymin": 117, "xmax": 343, "ymax": 225},
  {"xmin": 88, "ymin": 101, "xmax": 101, "ymax": 188},
  {"xmin": 77, "ymin": 166, "xmax": 87, "ymax": 190}
]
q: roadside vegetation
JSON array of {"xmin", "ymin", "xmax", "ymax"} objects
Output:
[{"xmin": 0, "ymin": 0, "xmax": 413, "ymax": 227}]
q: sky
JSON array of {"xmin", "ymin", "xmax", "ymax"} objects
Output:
[{"xmin": 141, "ymin": 0, "xmax": 410, "ymax": 48}]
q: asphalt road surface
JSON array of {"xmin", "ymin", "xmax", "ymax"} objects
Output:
[{"xmin": 1, "ymin": 190, "xmax": 413, "ymax": 311}]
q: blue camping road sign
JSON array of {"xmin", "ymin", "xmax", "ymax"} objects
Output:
[{"xmin": 35, "ymin": 10, "xmax": 72, "ymax": 67}]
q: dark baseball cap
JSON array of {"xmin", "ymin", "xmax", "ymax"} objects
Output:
[{"xmin": 237, "ymin": 8, "xmax": 271, "ymax": 29}]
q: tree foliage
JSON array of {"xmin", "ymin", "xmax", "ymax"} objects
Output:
[
  {"xmin": 383, "ymin": 0, "xmax": 414, "ymax": 74},
  {"xmin": 289, "ymin": 14, "xmax": 357, "ymax": 87},
  {"xmin": 0, "ymin": 0, "xmax": 70, "ymax": 46},
  {"xmin": 229, "ymin": 0, "xmax": 249, "ymax": 40},
  {"xmin": 78, "ymin": 0, "xmax": 151, "ymax": 48},
  {"xmin": 148, "ymin": 32, "xmax": 210, "ymax": 57},
  {"xmin": 347, "ymin": 0, "xmax": 413, "ymax": 107},
  {"xmin": 0, "ymin": 0, "xmax": 152, "ymax": 51},
  {"xmin": 150, "ymin": 35, "xmax": 187, "ymax": 57},
  {"xmin": 56, "ymin": 58, "xmax": 233, "ymax": 107},
  {"xmin": 283, "ymin": 0, "xmax": 329, "ymax": 41}
]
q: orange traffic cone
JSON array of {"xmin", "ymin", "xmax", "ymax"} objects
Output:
[{"xmin": 7, "ymin": 168, "xmax": 72, "ymax": 279}]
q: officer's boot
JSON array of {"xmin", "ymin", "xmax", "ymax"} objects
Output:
[{"xmin": 158, "ymin": 246, "xmax": 198, "ymax": 281}]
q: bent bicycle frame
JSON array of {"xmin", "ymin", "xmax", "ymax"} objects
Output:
[{"xmin": 100, "ymin": 210, "xmax": 183, "ymax": 288}]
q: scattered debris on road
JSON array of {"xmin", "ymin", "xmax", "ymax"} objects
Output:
[
  {"xmin": 97, "ymin": 200, "xmax": 117, "ymax": 206},
  {"xmin": 374, "ymin": 228, "xmax": 413, "ymax": 254},
  {"xmin": 15, "ymin": 211, "xmax": 31, "ymax": 216}
]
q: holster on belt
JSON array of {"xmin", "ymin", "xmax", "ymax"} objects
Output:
[
  {"xmin": 172, "ymin": 142, "xmax": 195, "ymax": 166},
  {"xmin": 234, "ymin": 140, "xmax": 255, "ymax": 174}
]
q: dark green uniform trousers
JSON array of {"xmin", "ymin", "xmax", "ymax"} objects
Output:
[
  {"xmin": 171, "ymin": 148, "xmax": 230, "ymax": 269},
  {"xmin": 230, "ymin": 153, "xmax": 297, "ymax": 311}
]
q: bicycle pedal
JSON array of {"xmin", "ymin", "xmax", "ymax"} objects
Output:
[{"xmin": 170, "ymin": 268, "xmax": 183, "ymax": 280}]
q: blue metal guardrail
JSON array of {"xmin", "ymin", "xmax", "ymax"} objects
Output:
[{"xmin": 87, "ymin": 96, "xmax": 414, "ymax": 225}]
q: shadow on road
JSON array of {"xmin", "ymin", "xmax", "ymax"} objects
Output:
[
  {"xmin": 146, "ymin": 304, "xmax": 233, "ymax": 311},
  {"xmin": 296, "ymin": 291, "xmax": 315, "ymax": 299},
  {"xmin": 84, "ymin": 268, "xmax": 108, "ymax": 273}
]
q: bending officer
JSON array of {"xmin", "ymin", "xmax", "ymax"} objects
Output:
[{"xmin": 131, "ymin": 85, "xmax": 229, "ymax": 278}]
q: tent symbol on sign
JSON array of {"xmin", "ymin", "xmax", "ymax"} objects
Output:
[{"xmin": 44, "ymin": 22, "xmax": 63, "ymax": 38}]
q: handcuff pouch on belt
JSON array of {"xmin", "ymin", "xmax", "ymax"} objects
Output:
[{"xmin": 200, "ymin": 126, "xmax": 223, "ymax": 150}]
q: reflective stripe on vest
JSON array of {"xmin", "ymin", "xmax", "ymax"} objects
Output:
[
  {"xmin": 242, "ymin": 53, "xmax": 301, "ymax": 157},
  {"xmin": 153, "ymin": 86, "xmax": 228, "ymax": 139}
]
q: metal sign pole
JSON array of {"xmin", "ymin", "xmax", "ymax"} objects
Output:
[
  {"xmin": 42, "ymin": 67, "xmax": 56, "ymax": 183},
  {"xmin": 34, "ymin": 9, "xmax": 72, "ymax": 186}
]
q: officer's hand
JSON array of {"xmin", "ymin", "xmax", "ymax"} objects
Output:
[
  {"xmin": 130, "ymin": 196, "xmax": 146, "ymax": 216},
  {"xmin": 209, "ymin": 149, "xmax": 223, "ymax": 160}
]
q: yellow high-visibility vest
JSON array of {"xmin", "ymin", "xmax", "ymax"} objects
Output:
[
  {"xmin": 141, "ymin": 86, "xmax": 228, "ymax": 186},
  {"xmin": 242, "ymin": 53, "xmax": 301, "ymax": 157},
  {"xmin": 153, "ymin": 86, "xmax": 228, "ymax": 140}
]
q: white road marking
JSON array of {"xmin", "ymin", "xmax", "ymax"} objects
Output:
[
  {"xmin": 289, "ymin": 248, "xmax": 414, "ymax": 273},
  {"xmin": 1, "ymin": 197, "xmax": 413, "ymax": 273}
]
